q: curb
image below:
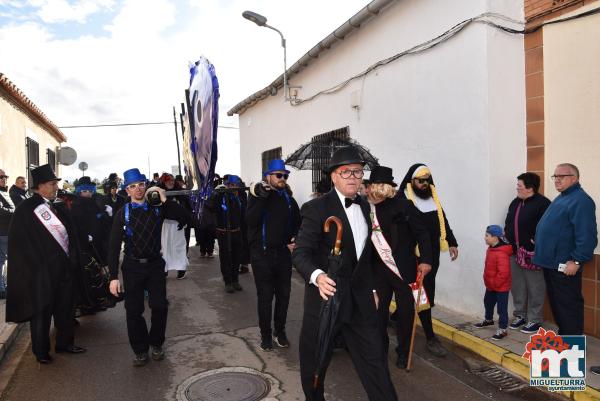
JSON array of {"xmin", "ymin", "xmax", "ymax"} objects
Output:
[
  {"xmin": 0, "ymin": 322, "xmax": 21, "ymax": 362},
  {"xmin": 431, "ymin": 318, "xmax": 599, "ymax": 401}
]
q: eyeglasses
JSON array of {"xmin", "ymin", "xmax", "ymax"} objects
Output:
[
  {"xmin": 551, "ymin": 174, "xmax": 574, "ymax": 181},
  {"xmin": 0, "ymin": 175, "xmax": 7, "ymax": 179},
  {"xmin": 413, "ymin": 177, "xmax": 430, "ymax": 184},
  {"xmin": 270, "ymin": 173, "xmax": 289, "ymax": 180},
  {"xmin": 127, "ymin": 182, "xmax": 146, "ymax": 190},
  {"xmin": 338, "ymin": 169, "xmax": 364, "ymax": 179}
]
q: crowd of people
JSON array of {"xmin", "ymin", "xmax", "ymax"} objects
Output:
[{"xmin": 0, "ymin": 149, "xmax": 597, "ymax": 400}]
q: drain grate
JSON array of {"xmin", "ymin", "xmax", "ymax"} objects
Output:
[
  {"xmin": 181, "ymin": 369, "xmax": 271, "ymax": 401},
  {"xmin": 473, "ymin": 365, "xmax": 528, "ymax": 392}
]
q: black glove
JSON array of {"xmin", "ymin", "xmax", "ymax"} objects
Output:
[{"xmin": 251, "ymin": 181, "xmax": 270, "ymax": 198}]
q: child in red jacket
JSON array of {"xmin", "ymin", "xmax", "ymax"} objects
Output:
[{"xmin": 474, "ymin": 225, "xmax": 513, "ymax": 340}]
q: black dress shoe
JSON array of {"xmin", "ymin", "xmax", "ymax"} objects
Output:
[
  {"xmin": 36, "ymin": 354, "xmax": 53, "ymax": 364},
  {"xmin": 55, "ymin": 345, "xmax": 86, "ymax": 354}
]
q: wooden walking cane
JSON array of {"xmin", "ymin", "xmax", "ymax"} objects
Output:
[{"xmin": 406, "ymin": 273, "xmax": 423, "ymax": 372}]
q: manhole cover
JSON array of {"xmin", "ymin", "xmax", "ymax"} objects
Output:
[{"xmin": 180, "ymin": 368, "xmax": 272, "ymax": 401}]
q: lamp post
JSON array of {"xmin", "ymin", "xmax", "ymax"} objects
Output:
[{"xmin": 242, "ymin": 10, "xmax": 289, "ymax": 101}]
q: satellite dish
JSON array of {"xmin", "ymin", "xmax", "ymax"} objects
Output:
[
  {"xmin": 78, "ymin": 162, "xmax": 88, "ymax": 172},
  {"xmin": 58, "ymin": 147, "xmax": 77, "ymax": 166}
]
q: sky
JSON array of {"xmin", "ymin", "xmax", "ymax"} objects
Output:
[{"xmin": 0, "ymin": 0, "xmax": 369, "ymax": 183}]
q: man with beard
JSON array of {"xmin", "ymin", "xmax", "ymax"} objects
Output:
[
  {"xmin": 397, "ymin": 163, "xmax": 459, "ymax": 358},
  {"xmin": 7, "ymin": 164, "xmax": 86, "ymax": 363},
  {"xmin": 247, "ymin": 160, "xmax": 301, "ymax": 351},
  {"xmin": 10, "ymin": 176, "xmax": 29, "ymax": 207}
]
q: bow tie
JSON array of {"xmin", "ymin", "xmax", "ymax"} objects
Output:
[
  {"xmin": 131, "ymin": 202, "xmax": 148, "ymax": 211},
  {"xmin": 345, "ymin": 196, "xmax": 362, "ymax": 208}
]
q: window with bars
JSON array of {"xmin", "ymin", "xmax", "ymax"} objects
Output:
[
  {"xmin": 47, "ymin": 148, "xmax": 56, "ymax": 171},
  {"xmin": 261, "ymin": 147, "xmax": 282, "ymax": 173},
  {"xmin": 311, "ymin": 127, "xmax": 349, "ymax": 191},
  {"xmin": 26, "ymin": 137, "xmax": 39, "ymax": 186}
]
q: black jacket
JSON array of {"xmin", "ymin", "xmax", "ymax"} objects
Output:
[
  {"xmin": 207, "ymin": 191, "xmax": 242, "ymax": 231},
  {"xmin": 0, "ymin": 189, "xmax": 14, "ymax": 235},
  {"xmin": 9, "ymin": 185, "xmax": 28, "ymax": 208},
  {"xmin": 6, "ymin": 194, "xmax": 81, "ymax": 322},
  {"xmin": 246, "ymin": 187, "xmax": 300, "ymax": 251},
  {"xmin": 371, "ymin": 197, "xmax": 433, "ymax": 288},
  {"xmin": 292, "ymin": 189, "xmax": 376, "ymax": 324},
  {"xmin": 103, "ymin": 193, "xmax": 126, "ymax": 215},
  {"xmin": 504, "ymin": 193, "xmax": 551, "ymax": 252}
]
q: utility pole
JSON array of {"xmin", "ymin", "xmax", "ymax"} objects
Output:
[{"xmin": 173, "ymin": 106, "xmax": 182, "ymax": 175}]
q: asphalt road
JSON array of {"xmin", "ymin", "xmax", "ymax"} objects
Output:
[{"xmin": 0, "ymin": 246, "xmax": 558, "ymax": 401}]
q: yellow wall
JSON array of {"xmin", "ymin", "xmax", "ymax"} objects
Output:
[
  {"xmin": 543, "ymin": 4, "xmax": 600, "ymax": 249},
  {"xmin": 0, "ymin": 93, "xmax": 62, "ymax": 185}
]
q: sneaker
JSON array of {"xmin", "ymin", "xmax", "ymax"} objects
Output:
[
  {"xmin": 260, "ymin": 337, "xmax": 273, "ymax": 352},
  {"xmin": 520, "ymin": 322, "xmax": 541, "ymax": 334},
  {"xmin": 206, "ymin": 253, "xmax": 214, "ymax": 258},
  {"xmin": 239, "ymin": 265, "xmax": 250, "ymax": 274},
  {"xmin": 151, "ymin": 346, "xmax": 164, "ymax": 361},
  {"xmin": 491, "ymin": 329, "xmax": 507, "ymax": 341},
  {"xmin": 473, "ymin": 320, "xmax": 495, "ymax": 328},
  {"xmin": 177, "ymin": 270, "xmax": 186, "ymax": 280},
  {"xmin": 133, "ymin": 352, "xmax": 149, "ymax": 367},
  {"xmin": 232, "ymin": 282, "xmax": 243, "ymax": 291},
  {"xmin": 225, "ymin": 284, "xmax": 235, "ymax": 293},
  {"xmin": 426, "ymin": 337, "xmax": 447, "ymax": 357},
  {"xmin": 274, "ymin": 332, "xmax": 290, "ymax": 348},
  {"xmin": 509, "ymin": 316, "xmax": 526, "ymax": 330},
  {"xmin": 590, "ymin": 366, "xmax": 600, "ymax": 375}
]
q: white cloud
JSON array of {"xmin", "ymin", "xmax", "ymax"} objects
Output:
[
  {"xmin": 28, "ymin": 0, "xmax": 116, "ymax": 24},
  {"xmin": 0, "ymin": 0, "xmax": 368, "ymax": 182}
]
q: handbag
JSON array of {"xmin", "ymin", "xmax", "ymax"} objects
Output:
[{"xmin": 514, "ymin": 201, "xmax": 541, "ymax": 271}]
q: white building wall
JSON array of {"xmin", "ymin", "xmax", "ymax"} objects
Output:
[{"xmin": 237, "ymin": 0, "xmax": 525, "ymax": 315}]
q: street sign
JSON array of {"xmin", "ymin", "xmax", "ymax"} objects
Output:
[
  {"xmin": 58, "ymin": 147, "xmax": 77, "ymax": 166},
  {"xmin": 78, "ymin": 161, "xmax": 88, "ymax": 172}
]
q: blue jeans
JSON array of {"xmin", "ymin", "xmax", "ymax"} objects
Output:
[
  {"xmin": 484, "ymin": 290, "xmax": 509, "ymax": 329},
  {"xmin": 0, "ymin": 235, "xmax": 7, "ymax": 291}
]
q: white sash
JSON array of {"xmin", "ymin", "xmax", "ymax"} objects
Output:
[
  {"xmin": 369, "ymin": 202, "xmax": 402, "ymax": 280},
  {"xmin": 34, "ymin": 203, "xmax": 69, "ymax": 256}
]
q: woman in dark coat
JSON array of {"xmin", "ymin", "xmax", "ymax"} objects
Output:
[{"xmin": 366, "ymin": 166, "xmax": 433, "ymax": 369}]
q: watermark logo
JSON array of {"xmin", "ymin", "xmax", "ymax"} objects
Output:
[{"xmin": 522, "ymin": 328, "xmax": 586, "ymax": 392}]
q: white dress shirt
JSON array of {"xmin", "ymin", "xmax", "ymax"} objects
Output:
[{"xmin": 310, "ymin": 188, "xmax": 369, "ymax": 286}]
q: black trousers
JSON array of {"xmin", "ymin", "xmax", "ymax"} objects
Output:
[
  {"xmin": 195, "ymin": 226, "xmax": 215, "ymax": 255},
  {"xmin": 544, "ymin": 267, "xmax": 584, "ymax": 335},
  {"xmin": 251, "ymin": 247, "xmax": 292, "ymax": 338},
  {"xmin": 122, "ymin": 258, "xmax": 168, "ymax": 354},
  {"xmin": 376, "ymin": 281, "xmax": 414, "ymax": 358},
  {"xmin": 418, "ymin": 259, "xmax": 440, "ymax": 341},
  {"xmin": 299, "ymin": 310, "xmax": 398, "ymax": 401},
  {"xmin": 217, "ymin": 232, "xmax": 242, "ymax": 284},
  {"xmin": 30, "ymin": 276, "xmax": 75, "ymax": 357}
]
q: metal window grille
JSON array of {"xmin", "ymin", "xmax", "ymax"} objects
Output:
[
  {"xmin": 261, "ymin": 147, "xmax": 282, "ymax": 173},
  {"xmin": 26, "ymin": 137, "xmax": 39, "ymax": 186},
  {"xmin": 311, "ymin": 127, "xmax": 349, "ymax": 191},
  {"xmin": 47, "ymin": 148, "xmax": 56, "ymax": 171}
]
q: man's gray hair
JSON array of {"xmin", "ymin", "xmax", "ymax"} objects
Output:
[{"xmin": 557, "ymin": 163, "xmax": 580, "ymax": 178}]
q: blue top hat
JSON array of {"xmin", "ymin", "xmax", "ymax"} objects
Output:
[
  {"xmin": 264, "ymin": 159, "xmax": 290, "ymax": 176},
  {"xmin": 123, "ymin": 168, "xmax": 147, "ymax": 187}
]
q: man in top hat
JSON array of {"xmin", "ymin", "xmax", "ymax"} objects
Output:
[
  {"xmin": 6, "ymin": 164, "xmax": 86, "ymax": 364},
  {"xmin": 108, "ymin": 168, "xmax": 194, "ymax": 366},
  {"xmin": 247, "ymin": 160, "xmax": 301, "ymax": 351},
  {"xmin": 397, "ymin": 163, "xmax": 458, "ymax": 357},
  {"xmin": 293, "ymin": 147, "xmax": 398, "ymax": 401}
]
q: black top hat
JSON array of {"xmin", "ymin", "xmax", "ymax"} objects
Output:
[
  {"xmin": 326, "ymin": 146, "xmax": 365, "ymax": 173},
  {"xmin": 31, "ymin": 164, "xmax": 60, "ymax": 188},
  {"xmin": 368, "ymin": 166, "xmax": 397, "ymax": 187},
  {"xmin": 78, "ymin": 176, "xmax": 93, "ymax": 186},
  {"xmin": 108, "ymin": 173, "xmax": 118, "ymax": 181}
]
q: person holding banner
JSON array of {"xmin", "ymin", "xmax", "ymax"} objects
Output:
[
  {"xmin": 365, "ymin": 166, "xmax": 432, "ymax": 369},
  {"xmin": 6, "ymin": 164, "xmax": 86, "ymax": 364}
]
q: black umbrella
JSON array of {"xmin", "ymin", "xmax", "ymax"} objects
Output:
[
  {"xmin": 313, "ymin": 216, "xmax": 345, "ymax": 389},
  {"xmin": 285, "ymin": 137, "xmax": 379, "ymax": 171}
]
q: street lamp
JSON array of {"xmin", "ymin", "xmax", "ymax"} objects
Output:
[{"xmin": 242, "ymin": 10, "xmax": 290, "ymax": 101}]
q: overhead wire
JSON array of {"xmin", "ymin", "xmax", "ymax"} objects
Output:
[{"xmin": 58, "ymin": 121, "xmax": 239, "ymax": 129}]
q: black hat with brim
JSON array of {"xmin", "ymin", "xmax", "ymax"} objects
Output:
[
  {"xmin": 31, "ymin": 164, "xmax": 60, "ymax": 188},
  {"xmin": 367, "ymin": 166, "xmax": 397, "ymax": 187},
  {"xmin": 326, "ymin": 146, "xmax": 365, "ymax": 173}
]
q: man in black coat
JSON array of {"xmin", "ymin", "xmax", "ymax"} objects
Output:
[
  {"xmin": 6, "ymin": 164, "xmax": 86, "ymax": 364},
  {"xmin": 293, "ymin": 147, "xmax": 397, "ymax": 401},
  {"xmin": 9, "ymin": 176, "xmax": 29, "ymax": 207},
  {"xmin": 247, "ymin": 160, "xmax": 301, "ymax": 351}
]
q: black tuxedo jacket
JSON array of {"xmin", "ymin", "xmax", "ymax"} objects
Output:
[{"xmin": 293, "ymin": 189, "xmax": 376, "ymax": 324}]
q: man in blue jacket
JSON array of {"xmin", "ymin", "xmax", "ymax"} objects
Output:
[{"xmin": 534, "ymin": 163, "xmax": 597, "ymax": 335}]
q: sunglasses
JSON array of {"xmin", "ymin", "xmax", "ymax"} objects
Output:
[
  {"xmin": 127, "ymin": 182, "xmax": 147, "ymax": 190},
  {"xmin": 413, "ymin": 177, "xmax": 430, "ymax": 184},
  {"xmin": 270, "ymin": 173, "xmax": 289, "ymax": 180},
  {"xmin": 0, "ymin": 175, "xmax": 7, "ymax": 179}
]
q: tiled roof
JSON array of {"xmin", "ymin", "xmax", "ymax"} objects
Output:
[{"xmin": 0, "ymin": 73, "xmax": 66, "ymax": 142}]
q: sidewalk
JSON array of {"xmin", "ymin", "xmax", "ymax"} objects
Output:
[
  {"xmin": 430, "ymin": 305, "xmax": 600, "ymax": 401},
  {"xmin": 0, "ymin": 300, "xmax": 21, "ymax": 363}
]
